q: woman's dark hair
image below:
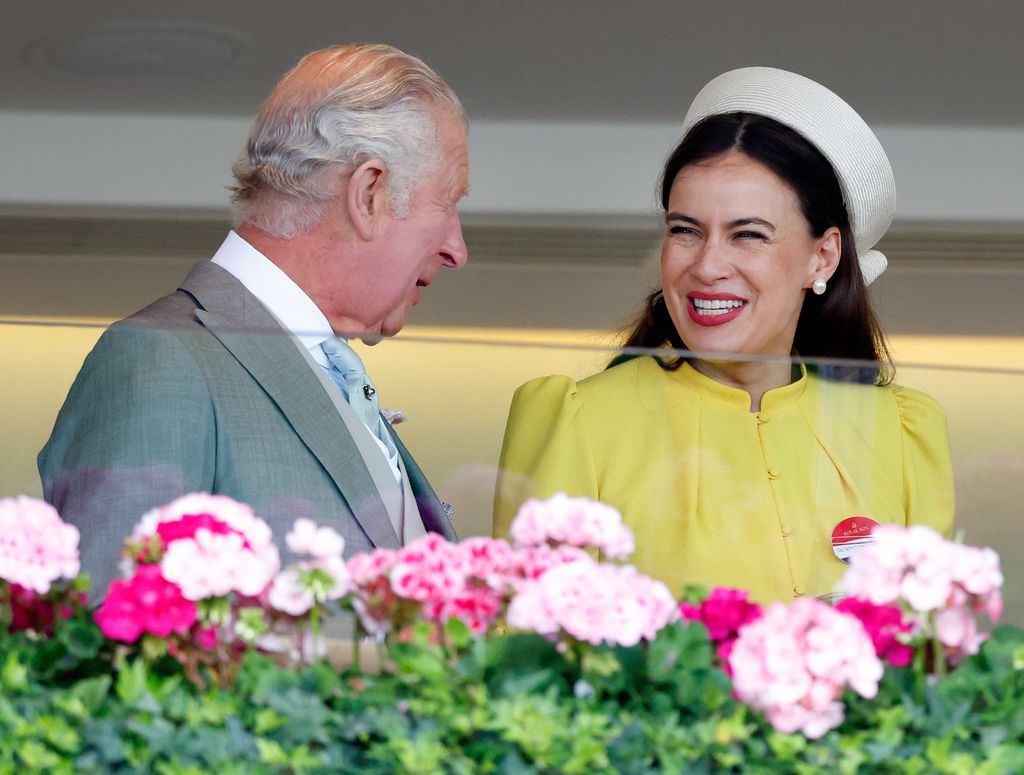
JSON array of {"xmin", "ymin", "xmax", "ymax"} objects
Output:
[{"xmin": 617, "ymin": 112, "xmax": 892, "ymax": 384}]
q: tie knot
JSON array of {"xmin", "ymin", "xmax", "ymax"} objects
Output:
[{"xmin": 321, "ymin": 338, "xmax": 366, "ymax": 377}]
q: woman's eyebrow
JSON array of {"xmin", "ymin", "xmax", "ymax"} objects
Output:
[
  {"xmin": 665, "ymin": 212, "xmax": 702, "ymax": 225},
  {"xmin": 726, "ymin": 217, "xmax": 776, "ymax": 231}
]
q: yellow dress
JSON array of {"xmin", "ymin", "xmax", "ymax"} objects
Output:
[{"xmin": 494, "ymin": 357, "xmax": 954, "ymax": 603}]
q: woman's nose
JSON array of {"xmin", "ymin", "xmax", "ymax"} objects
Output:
[{"xmin": 691, "ymin": 242, "xmax": 731, "ymax": 283}]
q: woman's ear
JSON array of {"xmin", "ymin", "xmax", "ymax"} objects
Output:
[
  {"xmin": 345, "ymin": 159, "xmax": 389, "ymax": 240},
  {"xmin": 810, "ymin": 226, "xmax": 842, "ymax": 285}
]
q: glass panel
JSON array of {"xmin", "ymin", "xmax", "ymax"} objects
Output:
[{"xmin": 3, "ymin": 319, "xmax": 1022, "ymax": 623}]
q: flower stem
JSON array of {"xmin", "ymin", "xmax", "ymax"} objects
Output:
[
  {"xmin": 932, "ymin": 633, "xmax": 946, "ymax": 679},
  {"xmin": 309, "ymin": 605, "xmax": 322, "ymax": 666},
  {"xmin": 352, "ymin": 616, "xmax": 364, "ymax": 674}
]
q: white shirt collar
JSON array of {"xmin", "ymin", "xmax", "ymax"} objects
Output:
[{"xmin": 211, "ymin": 230, "xmax": 334, "ymax": 364}]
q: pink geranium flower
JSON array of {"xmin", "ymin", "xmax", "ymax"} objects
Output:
[
  {"xmin": 729, "ymin": 598, "xmax": 883, "ymax": 739},
  {"xmin": 509, "ymin": 493, "xmax": 636, "ymax": 559},
  {"xmin": 94, "ymin": 564, "xmax": 197, "ymax": 643},
  {"xmin": 437, "ymin": 581, "xmax": 506, "ymax": 635},
  {"xmin": 266, "ymin": 519, "xmax": 352, "ymax": 619},
  {"xmin": 285, "ymin": 518, "xmax": 345, "ymax": 560},
  {"xmin": 131, "ymin": 494, "xmax": 280, "ymax": 602},
  {"xmin": 842, "ymin": 525, "xmax": 1003, "ymax": 664},
  {"xmin": 389, "ymin": 533, "xmax": 466, "ymax": 605},
  {"xmin": 507, "ymin": 559, "xmax": 678, "ymax": 647},
  {"xmin": 268, "ymin": 570, "xmax": 316, "ymax": 617},
  {"xmin": 508, "ymin": 544, "xmax": 592, "ymax": 582},
  {"xmin": 0, "ymin": 496, "xmax": 80, "ymax": 594}
]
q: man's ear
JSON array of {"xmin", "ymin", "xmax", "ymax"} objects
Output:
[{"xmin": 346, "ymin": 159, "xmax": 389, "ymax": 240}]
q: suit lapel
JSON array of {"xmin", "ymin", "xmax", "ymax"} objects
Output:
[
  {"xmin": 181, "ymin": 262, "xmax": 400, "ymax": 549},
  {"xmin": 387, "ymin": 425, "xmax": 457, "ymax": 541}
]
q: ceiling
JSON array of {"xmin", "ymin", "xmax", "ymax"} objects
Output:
[{"xmin": 3, "ymin": 1, "xmax": 1023, "ymax": 127}]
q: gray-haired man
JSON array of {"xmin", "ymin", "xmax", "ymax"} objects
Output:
[{"xmin": 40, "ymin": 44, "xmax": 468, "ymax": 596}]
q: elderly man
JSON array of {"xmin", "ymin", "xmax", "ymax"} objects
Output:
[{"xmin": 39, "ymin": 44, "xmax": 468, "ymax": 596}]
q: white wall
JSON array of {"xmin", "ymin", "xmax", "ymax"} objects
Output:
[{"xmin": 2, "ymin": 111, "xmax": 1023, "ymax": 224}]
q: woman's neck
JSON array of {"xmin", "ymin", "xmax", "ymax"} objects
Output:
[{"xmin": 690, "ymin": 358, "xmax": 794, "ymax": 412}]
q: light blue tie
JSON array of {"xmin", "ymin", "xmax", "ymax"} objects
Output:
[{"xmin": 320, "ymin": 338, "xmax": 381, "ymax": 431}]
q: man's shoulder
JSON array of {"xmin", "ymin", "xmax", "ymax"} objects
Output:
[
  {"xmin": 94, "ymin": 263, "xmax": 228, "ymax": 363},
  {"xmin": 116, "ymin": 260, "xmax": 232, "ymax": 326},
  {"xmin": 118, "ymin": 288, "xmax": 200, "ymax": 328}
]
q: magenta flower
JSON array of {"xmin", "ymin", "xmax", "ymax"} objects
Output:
[
  {"xmin": 680, "ymin": 587, "xmax": 762, "ymax": 675},
  {"xmin": 194, "ymin": 625, "xmax": 219, "ymax": 650},
  {"xmin": 680, "ymin": 587, "xmax": 763, "ymax": 642},
  {"xmin": 94, "ymin": 564, "xmax": 197, "ymax": 643},
  {"xmin": 155, "ymin": 512, "xmax": 238, "ymax": 545},
  {"xmin": 835, "ymin": 597, "xmax": 914, "ymax": 667}
]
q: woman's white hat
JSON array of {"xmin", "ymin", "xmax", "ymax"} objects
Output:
[{"xmin": 681, "ymin": 67, "xmax": 894, "ymax": 285}]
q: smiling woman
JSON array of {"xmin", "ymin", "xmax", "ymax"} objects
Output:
[{"xmin": 493, "ymin": 68, "xmax": 954, "ymax": 604}]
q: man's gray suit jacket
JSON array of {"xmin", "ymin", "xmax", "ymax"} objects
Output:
[{"xmin": 39, "ymin": 261, "xmax": 456, "ymax": 597}]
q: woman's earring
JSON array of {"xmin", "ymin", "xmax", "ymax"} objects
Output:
[{"xmin": 812, "ymin": 278, "xmax": 827, "ymax": 296}]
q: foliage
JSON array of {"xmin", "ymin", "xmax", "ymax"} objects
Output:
[{"xmin": 1, "ymin": 606, "xmax": 1023, "ymax": 773}]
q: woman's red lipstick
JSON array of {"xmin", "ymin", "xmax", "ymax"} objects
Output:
[{"xmin": 686, "ymin": 292, "xmax": 746, "ymax": 327}]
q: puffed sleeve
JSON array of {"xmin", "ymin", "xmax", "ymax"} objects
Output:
[
  {"xmin": 492, "ymin": 375, "xmax": 599, "ymax": 538},
  {"xmin": 895, "ymin": 385, "xmax": 955, "ymax": 537}
]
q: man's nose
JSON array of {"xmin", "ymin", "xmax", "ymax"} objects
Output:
[{"xmin": 440, "ymin": 210, "xmax": 468, "ymax": 268}]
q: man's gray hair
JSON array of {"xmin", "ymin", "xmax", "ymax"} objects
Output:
[{"xmin": 230, "ymin": 44, "xmax": 465, "ymax": 239}]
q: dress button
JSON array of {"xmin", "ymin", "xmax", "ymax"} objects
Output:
[
  {"xmin": 756, "ymin": 413, "xmax": 768, "ymax": 425},
  {"xmin": 780, "ymin": 524, "xmax": 792, "ymax": 536},
  {"xmin": 793, "ymin": 584, "xmax": 805, "ymax": 596},
  {"xmin": 767, "ymin": 468, "xmax": 778, "ymax": 480}
]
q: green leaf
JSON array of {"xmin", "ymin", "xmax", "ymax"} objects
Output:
[
  {"xmin": 115, "ymin": 659, "xmax": 149, "ymax": 703},
  {"xmin": 72, "ymin": 675, "xmax": 112, "ymax": 714},
  {"xmin": 58, "ymin": 619, "xmax": 105, "ymax": 659},
  {"xmin": 444, "ymin": 617, "xmax": 473, "ymax": 649},
  {"xmin": 255, "ymin": 737, "xmax": 288, "ymax": 765},
  {"xmin": 1, "ymin": 653, "xmax": 28, "ymax": 693}
]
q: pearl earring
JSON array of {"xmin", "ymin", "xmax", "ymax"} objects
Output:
[{"xmin": 812, "ymin": 278, "xmax": 827, "ymax": 296}]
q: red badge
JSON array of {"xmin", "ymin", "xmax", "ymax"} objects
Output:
[{"xmin": 831, "ymin": 517, "xmax": 879, "ymax": 564}]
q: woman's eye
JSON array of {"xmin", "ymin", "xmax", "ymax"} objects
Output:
[
  {"xmin": 735, "ymin": 231, "xmax": 767, "ymax": 241},
  {"xmin": 669, "ymin": 226, "xmax": 696, "ymax": 236}
]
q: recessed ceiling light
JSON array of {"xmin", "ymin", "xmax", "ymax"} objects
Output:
[{"xmin": 26, "ymin": 19, "xmax": 251, "ymax": 79}]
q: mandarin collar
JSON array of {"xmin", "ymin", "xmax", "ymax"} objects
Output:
[{"xmin": 668, "ymin": 359, "xmax": 809, "ymax": 412}]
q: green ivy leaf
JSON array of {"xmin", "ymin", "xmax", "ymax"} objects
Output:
[
  {"xmin": 115, "ymin": 659, "xmax": 149, "ymax": 703},
  {"xmin": 69, "ymin": 675, "xmax": 112, "ymax": 714},
  {"xmin": 1, "ymin": 653, "xmax": 28, "ymax": 693},
  {"xmin": 58, "ymin": 619, "xmax": 105, "ymax": 659}
]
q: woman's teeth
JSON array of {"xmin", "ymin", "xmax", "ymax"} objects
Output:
[{"xmin": 692, "ymin": 298, "xmax": 744, "ymax": 316}]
